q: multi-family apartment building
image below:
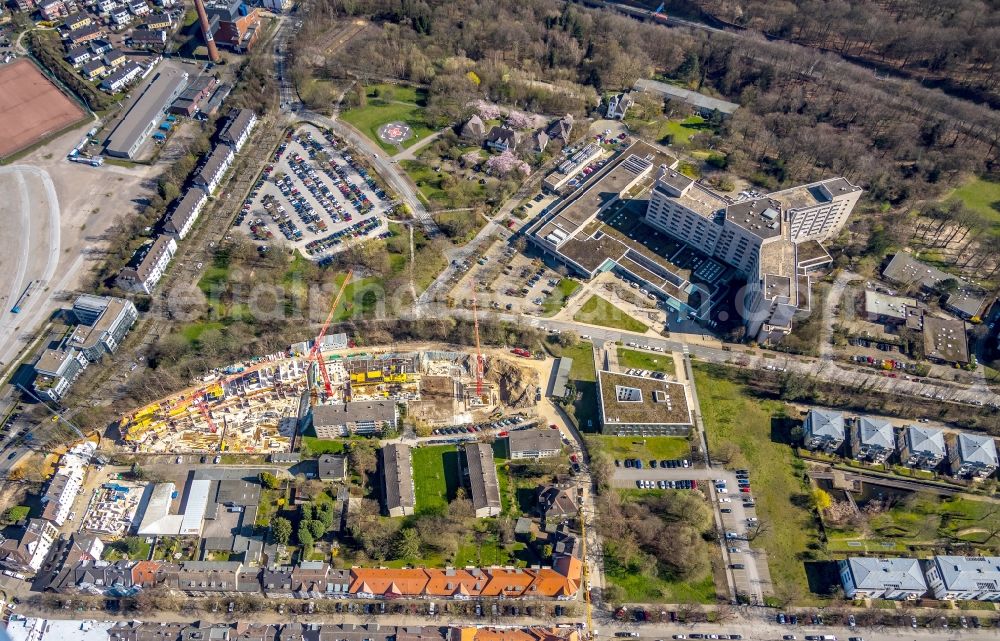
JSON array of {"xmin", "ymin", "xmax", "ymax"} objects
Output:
[
  {"xmin": 850, "ymin": 415, "xmax": 895, "ymax": 463},
  {"xmin": 40, "ymin": 441, "xmax": 95, "ymax": 526},
  {"xmin": 33, "ymin": 348, "xmax": 89, "ymax": 401},
  {"xmin": 802, "ymin": 408, "xmax": 845, "ymax": 453},
  {"xmin": 310, "ymin": 402, "xmax": 398, "ymax": 438},
  {"xmin": 163, "ymin": 189, "xmax": 207, "ymax": 240},
  {"xmin": 193, "ymin": 144, "xmax": 234, "ymax": 195},
  {"xmin": 923, "ymin": 556, "xmax": 1000, "ymax": 601},
  {"xmin": 899, "ymin": 424, "xmax": 946, "ymax": 470},
  {"xmin": 948, "ymin": 432, "xmax": 999, "ymax": 479},
  {"xmin": 218, "ymin": 108, "xmax": 257, "ymax": 152},
  {"xmin": 116, "ymin": 234, "xmax": 177, "ymax": 294},
  {"xmin": 838, "ymin": 557, "xmax": 927, "ymax": 600}
]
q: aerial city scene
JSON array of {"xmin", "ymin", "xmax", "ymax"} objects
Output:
[{"xmin": 0, "ymin": 0, "xmax": 999, "ymax": 640}]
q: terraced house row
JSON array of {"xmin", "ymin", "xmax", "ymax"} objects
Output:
[
  {"xmin": 36, "ymin": 551, "xmax": 582, "ymax": 600},
  {"xmin": 6, "ymin": 620, "xmax": 581, "ymax": 641}
]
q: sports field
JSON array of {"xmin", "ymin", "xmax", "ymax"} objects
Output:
[{"xmin": 0, "ymin": 59, "xmax": 85, "ymax": 159}]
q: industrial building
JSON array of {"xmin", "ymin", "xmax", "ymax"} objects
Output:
[
  {"xmin": 104, "ymin": 66, "xmax": 188, "ymax": 159},
  {"xmin": 204, "ymin": 0, "xmax": 261, "ymax": 52}
]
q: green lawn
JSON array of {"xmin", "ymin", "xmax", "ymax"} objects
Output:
[
  {"xmin": 103, "ymin": 539, "xmax": 151, "ymax": 561},
  {"xmin": 180, "ymin": 321, "xmax": 225, "ymax": 344},
  {"xmin": 617, "ymin": 347, "xmax": 674, "ymax": 373},
  {"xmin": 340, "ymin": 85, "xmax": 435, "ymax": 152},
  {"xmin": 300, "ymin": 437, "xmax": 348, "ymax": 456},
  {"xmin": 411, "ymin": 444, "xmax": 460, "ymax": 514},
  {"xmin": 400, "ymin": 160, "xmax": 449, "ymax": 204},
  {"xmin": 604, "ymin": 555, "xmax": 717, "ymax": 603},
  {"xmin": 586, "ymin": 434, "xmax": 691, "ymax": 462},
  {"xmin": 573, "ymin": 295, "xmax": 649, "ymax": 333},
  {"xmin": 547, "ymin": 340, "xmax": 600, "ymax": 432},
  {"xmin": 625, "ymin": 115, "xmax": 714, "ymax": 147},
  {"xmin": 947, "ymin": 177, "xmax": 1000, "ymax": 225},
  {"xmin": 541, "ymin": 279, "xmax": 582, "ymax": 317},
  {"xmin": 693, "ymin": 363, "xmax": 823, "ymax": 605}
]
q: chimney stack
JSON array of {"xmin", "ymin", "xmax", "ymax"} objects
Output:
[{"xmin": 194, "ymin": 0, "xmax": 221, "ymax": 63}]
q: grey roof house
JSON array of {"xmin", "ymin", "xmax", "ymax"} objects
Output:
[
  {"xmin": 317, "ymin": 454, "xmax": 347, "ymax": 482},
  {"xmin": 464, "ymin": 442, "xmax": 501, "ymax": 518},
  {"xmin": 923, "ymin": 555, "xmax": 1000, "ymax": 601},
  {"xmin": 380, "ymin": 443, "xmax": 415, "ymax": 517},
  {"xmin": 948, "ymin": 432, "xmax": 998, "ymax": 479},
  {"xmin": 851, "ymin": 416, "xmax": 895, "ymax": 463},
  {"xmin": 838, "ymin": 557, "xmax": 927, "ymax": 599},
  {"xmin": 507, "ymin": 428, "xmax": 562, "ymax": 460},
  {"xmin": 803, "ymin": 409, "xmax": 845, "ymax": 453},
  {"xmin": 899, "ymin": 425, "xmax": 946, "ymax": 470}
]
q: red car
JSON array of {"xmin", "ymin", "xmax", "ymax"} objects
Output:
[
  {"xmin": 549, "ymin": 424, "xmax": 559, "ymax": 430},
  {"xmin": 740, "ymin": 487, "xmax": 752, "ymax": 493}
]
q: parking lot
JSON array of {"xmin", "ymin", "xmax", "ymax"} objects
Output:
[
  {"xmin": 236, "ymin": 124, "xmax": 392, "ymax": 260},
  {"xmin": 447, "ymin": 239, "xmax": 570, "ymax": 314}
]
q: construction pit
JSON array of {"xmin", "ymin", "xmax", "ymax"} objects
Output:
[{"xmin": 117, "ymin": 349, "xmax": 542, "ymax": 451}]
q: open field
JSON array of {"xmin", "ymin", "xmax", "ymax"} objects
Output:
[
  {"xmin": 0, "ymin": 59, "xmax": 86, "ymax": 159},
  {"xmin": 586, "ymin": 434, "xmax": 691, "ymax": 462},
  {"xmin": 617, "ymin": 347, "xmax": 674, "ymax": 373},
  {"xmin": 300, "ymin": 437, "xmax": 348, "ymax": 456},
  {"xmin": 948, "ymin": 177, "xmax": 1000, "ymax": 226},
  {"xmin": 412, "ymin": 444, "xmax": 460, "ymax": 514},
  {"xmin": 825, "ymin": 494, "xmax": 1000, "ymax": 554},
  {"xmin": 573, "ymin": 295, "xmax": 649, "ymax": 333},
  {"xmin": 340, "ymin": 85, "xmax": 435, "ymax": 153},
  {"xmin": 693, "ymin": 363, "xmax": 822, "ymax": 605}
]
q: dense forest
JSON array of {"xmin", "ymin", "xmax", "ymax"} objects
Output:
[
  {"xmin": 685, "ymin": 0, "xmax": 1000, "ymax": 107},
  {"xmin": 294, "ymin": 0, "xmax": 1000, "ymax": 212}
]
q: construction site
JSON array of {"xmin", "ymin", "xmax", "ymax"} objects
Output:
[{"xmin": 116, "ymin": 273, "xmax": 540, "ymax": 451}]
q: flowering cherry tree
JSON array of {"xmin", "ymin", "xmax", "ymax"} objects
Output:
[
  {"xmin": 476, "ymin": 101, "xmax": 501, "ymax": 121},
  {"xmin": 486, "ymin": 150, "xmax": 530, "ymax": 176}
]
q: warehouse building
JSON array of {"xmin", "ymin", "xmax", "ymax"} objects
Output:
[{"xmin": 105, "ymin": 66, "xmax": 188, "ymax": 159}]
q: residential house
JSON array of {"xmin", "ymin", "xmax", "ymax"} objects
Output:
[
  {"xmin": 310, "ymin": 401, "xmax": 398, "ymax": 438},
  {"xmin": 31, "ymin": 532, "xmax": 104, "ymax": 592},
  {"xmin": 162, "ymin": 189, "xmax": 207, "ymax": 240},
  {"xmin": 102, "ymin": 61, "xmax": 143, "ymax": 93},
  {"xmin": 192, "ymin": 144, "xmax": 234, "ymax": 195},
  {"xmin": 899, "ymin": 425, "xmax": 946, "ymax": 470},
  {"xmin": 65, "ymin": 46, "xmax": 91, "ymax": 66},
  {"xmin": 536, "ymin": 482, "xmax": 577, "ymax": 531},
  {"xmin": 89, "ymin": 39, "xmax": 112, "ymax": 55},
  {"xmin": 128, "ymin": 0, "xmax": 149, "ymax": 15},
  {"xmin": 507, "ymin": 429, "xmax": 562, "ymax": 460},
  {"xmin": 485, "ymin": 125, "xmax": 519, "ymax": 152},
  {"xmin": 380, "ymin": 443, "xmax": 415, "ymax": 517},
  {"xmin": 143, "ymin": 12, "xmax": 171, "ymax": 29},
  {"xmin": 102, "ymin": 48, "xmax": 126, "ymax": 68},
  {"xmin": 38, "ymin": 0, "xmax": 69, "ymax": 20},
  {"xmin": 948, "ymin": 432, "xmax": 998, "ymax": 479},
  {"xmin": 160, "ymin": 561, "xmax": 243, "ymax": 595},
  {"xmin": 838, "ymin": 557, "xmax": 927, "ymax": 599},
  {"xmin": 116, "ymin": 234, "xmax": 177, "ymax": 294},
  {"xmin": 127, "ymin": 28, "xmax": 167, "ymax": 49},
  {"xmin": 219, "ymin": 108, "xmax": 257, "ymax": 152},
  {"xmin": 803, "ymin": 409, "xmax": 845, "ymax": 453},
  {"xmin": 110, "ymin": 6, "xmax": 131, "ymax": 25},
  {"xmin": 464, "ymin": 442, "xmax": 501, "ymax": 518},
  {"xmin": 33, "ymin": 348, "xmax": 89, "ymax": 401},
  {"xmin": 460, "ymin": 114, "xmax": 486, "ymax": 141},
  {"xmin": 0, "ymin": 519, "xmax": 59, "ymax": 574},
  {"xmin": 923, "ymin": 555, "xmax": 1000, "ymax": 602},
  {"xmin": 62, "ymin": 11, "xmax": 91, "ymax": 30},
  {"xmin": 545, "ymin": 114, "xmax": 574, "ymax": 143},
  {"xmin": 851, "ymin": 416, "xmax": 895, "ymax": 463},
  {"xmin": 605, "ymin": 92, "xmax": 633, "ymax": 119},
  {"xmin": 14, "ymin": 0, "xmax": 37, "ymax": 12},
  {"xmin": 317, "ymin": 454, "xmax": 347, "ymax": 482},
  {"xmin": 81, "ymin": 59, "xmax": 105, "ymax": 80},
  {"xmin": 96, "ymin": 0, "xmax": 115, "ymax": 13},
  {"xmin": 261, "ymin": 566, "xmax": 293, "ymax": 597}
]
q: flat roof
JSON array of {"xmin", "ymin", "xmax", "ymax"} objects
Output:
[
  {"xmin": 106, "ymin": 65, "xmax": 188, "ymax": 157},
  {"xmin": 597, "ymin": 370, "xmax": 692, "ymax": 426},
  {"xmin": 68, "ymin": 296, "xmax": 131, "ymax": 351},
  {"xmin": 864, "ymin": 290, "xmax": 918, "ymax": 320},
  {"xmin": 922, "ymin": 315, "xmax": 969, "ymax": 363},
  {"xmin": 179, "ymin": 479, "xmax": 212, "ymax": 536},
  {"xmin": 551, "ymin": 357, "xmax": 573, "ymax": 398},
  {"xmin": 769, "ymin": 177, "xmax": 862, "ymax": 210}
]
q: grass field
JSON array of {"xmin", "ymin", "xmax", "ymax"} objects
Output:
[
  {"xmin": 573, "ymin": 295, "xmax": 649, "ymax": 333},
  {"xmin": 340, "ymin": 85, "xmax": 435, "ymax": 153},
  {"xmin": 541, "ymin": 279, "xmax": 582, "ymax": 316},
  {"xmin": 693, "ymin": 363, "xmax": 822, "ymax": 604},
  {"xmin": 412, "ymin": 444, "xmax": 460, "ymax": 514},
  {"xmin": 604, "ymin": 551, "xmax": 717, "ymax": 603},
  {"xmin": 617, "ymin": 347, "xmax": 674, "ymax": 373},
  {"xmin": 624, "ymin": 114, "xmax": 714, "ymax": 147},
  {"xmin": 947, "ymin": 177, "xmax": 1000, "ymax": 225},
  {"xmin": 546, "ymin": 340, "xmax": 599, "ymax": 432},
  {"xmin": 300, "ymin": 437, "xmax": 348, "ymax": 455},
  {"xmin": 586, "ymin": 434, "xmax": 691, "ymax": 461}
]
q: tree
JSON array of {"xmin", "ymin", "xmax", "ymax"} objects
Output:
[
  {"xmin": 272, "ymin": 517, "xmax": 292, "ymax": 545},
  {"xmin": 258, "ymin": 471, "xmax": 281, "ymax": 489},
  {"xmin": 1, "ymin": 506, "xmax": 29, "ymax": 524},
  {"xmin": 392, "ymin": 527, "xmax": 421, "ymax": 560},
  {"xmin": 298, "ymin": 525, "xmax": 314, "ymax": 549},
  {"xmin": 349, "ymin": 442, "xmax": 378, "ymax": 480},
  {"xmin": 307, "ymin": 519, "xmax": 326, "ymax": 539},
  {"xmin": 557, "ymin": 330, "xmax": 579, "ymax": 348},
  {"xmin": 811, "ymin": 489, "xmax": 833, "ymax": 512}
]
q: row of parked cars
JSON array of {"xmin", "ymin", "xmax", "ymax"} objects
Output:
[
  {"xmin": 617, "ymin": 458, "xmax": 690, "ymax": 469},
  {"xmin": 431, "ymin": 416, "xmax": 529, "ymax": 436},
  {"xmin": 304, "ymin": 216, "xmax": 386, "ymax": 256},
  {"xmin": 636, "ymin": 479, "xmax": 699, "ymax": 490}
]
